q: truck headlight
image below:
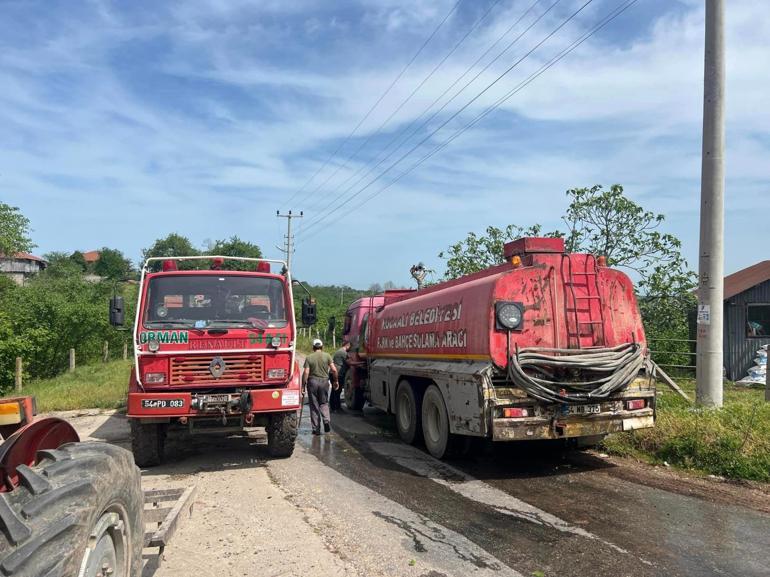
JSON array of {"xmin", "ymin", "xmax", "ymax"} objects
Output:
[{"xmin": 496, "ymin": 302, "xmax": 523, "ymax": 330}]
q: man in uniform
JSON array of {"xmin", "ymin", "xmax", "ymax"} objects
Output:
[
  {"xmin": 303, "ymin": 339, "xmax": 339, "ymax": 434},
  {"xmin": 330, "ymin": 341, "xmax": 351, "ymax": 412}
]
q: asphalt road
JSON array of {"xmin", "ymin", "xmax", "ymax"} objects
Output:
[
  {"xmin": 293, "ymin": 404, "xmax": 769, "ymax": 577},
  {"xmin": 65, "ymin": 402, "xmax": 769, "ymax": 577}
]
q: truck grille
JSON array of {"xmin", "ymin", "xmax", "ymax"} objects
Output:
[{"xmin": 170, "ymin": 354, "xmax": 264, "ymax": 385}]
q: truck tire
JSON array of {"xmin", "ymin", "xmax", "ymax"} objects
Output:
[
  {"xmin": 421, "ymin": 385, "xmax": 469, "ymax": 459},
  {"xmin": 130, "ymin": 420, "xmax": 165, "ymax": 468},
  {"xmin": 267, "ymin": 411, "xmax": 298, "ymax": 458},
  {"xmin": 344, "ymin": 371, "xmax": 365, "ymax": 411},
  {"xmin": 395, "ymin": 380, "xmax": 422, "ymax": 445},
  {"xmin": 0, "ymin": 442, "xmax": 143, "ymax": 577}
]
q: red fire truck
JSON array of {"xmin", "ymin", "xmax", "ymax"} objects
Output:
[
  {"xmin": 343, "ymin": 237, "xmax": 656, "ymax": 459},
  {"xmin": 110, "ymin": 256, "xmax": 317, "ymax": 467}
]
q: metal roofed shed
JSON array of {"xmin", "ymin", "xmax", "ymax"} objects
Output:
[{"xmin": 718, "ymin": 261, "xmax": 770, "ymax": 381}]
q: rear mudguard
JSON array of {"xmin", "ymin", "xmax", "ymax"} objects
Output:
[{"xmin": 0, "ymin": 418, "xmax": 79, "ymax": 492}]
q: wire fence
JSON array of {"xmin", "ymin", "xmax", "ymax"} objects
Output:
[{"xmin": 648, "ymin": 337, "xmax": 696, "ymax": 377}]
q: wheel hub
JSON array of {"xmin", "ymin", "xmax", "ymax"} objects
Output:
[{"xmin": 79, "ymin": 511, "xmax": 128, "ymax": 577}]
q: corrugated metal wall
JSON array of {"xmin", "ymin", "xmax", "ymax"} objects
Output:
[{"xmin": 724, "ymin": 279, "xmax": 770, "ymax": 381}]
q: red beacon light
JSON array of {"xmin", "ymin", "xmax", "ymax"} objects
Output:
[
  {"xmin": 256, "ymin": 261, "xmax": 271, "ymax": 273},
  {"xmin": 162, "ymin": 259, "xmax": 178, "ymax": 272},
  {"xmin": 211, "ymin": 257, "xmax": 224, "ymax": 270}
]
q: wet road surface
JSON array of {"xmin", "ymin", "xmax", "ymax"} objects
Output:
[{"xmin": 298, "ymin": 404, "xmax": 769, "ymax": 577}]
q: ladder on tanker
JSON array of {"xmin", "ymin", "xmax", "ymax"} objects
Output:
[{"xmin": 561, "ymin": 254, "xmax": 606, "ymax": 349}]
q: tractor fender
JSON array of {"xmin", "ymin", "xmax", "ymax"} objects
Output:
[{"xmin": 0, "ymin": 417, "xmax": 79, "ymax": 491}]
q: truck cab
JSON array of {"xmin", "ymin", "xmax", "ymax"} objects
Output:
[{"xmin": 111, "ymin": 256, "xmax": 315, "ymax": 466}]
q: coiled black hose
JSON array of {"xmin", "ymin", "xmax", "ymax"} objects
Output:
[{"xmin": 507, "ymin": 343, "xmax": 645, "ymax": 404}]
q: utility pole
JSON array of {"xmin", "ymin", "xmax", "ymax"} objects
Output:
[
  {"xmin": 340, "ymin": 286, "xmax": 344, "ymax": 305},
  {"xmin": 696, "ymin": 0, "xmax": 725, "ymax": 408},
  {"xmin": 276, "ymin": 210, "xmax": 303, "ymax": 272}
]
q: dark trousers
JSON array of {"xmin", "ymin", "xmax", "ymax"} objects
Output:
[
  {"xmin": 330, "ymin": 365, "xmax": 345, "ymax": 411},
  {"xmin": 307, "ymin": 377, "xmax": 330, "ymax": 433}
]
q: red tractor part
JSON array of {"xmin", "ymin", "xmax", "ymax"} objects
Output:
[{"xmin": 0, "ymin": 416, "xmax": 79, "ymax": 492}]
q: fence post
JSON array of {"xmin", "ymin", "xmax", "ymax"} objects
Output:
[
  {"xmin": 69, "ymin": 348, "xmax": 76, "ymax": 372},
  {"xmin": 15, "ymin": 357, "xmax": 22, "ymax": 392},
  {"xmin": 123, "ymin": 341, "xmax": 128, "ymax": 360},
  {"xmin": 765, "ymin": 359, "xmax": 769, "ymax": 402},
  {"xmin": 103, "ymin": 341, "xmax": 109, "ymax": 363}
]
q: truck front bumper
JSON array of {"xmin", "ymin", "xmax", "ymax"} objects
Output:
[
  {"xmin": 491, "ymin": 409, "xmax": 654, "ymax": 441},
  {"xmin": 126, "ymin": 388, "xmax": 301, "ymax": 419}
]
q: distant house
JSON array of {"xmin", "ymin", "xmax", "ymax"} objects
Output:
[
  {"xmin": 0, "ymin": 253, "xmax": 48, "ymax": 285},
  {"xmin": 721, "ymin": 261, "xmax": 770, "ymax": 380},
  {"xmin": 82, "ymin": 250, "xmax": 101, "ymax": 265}
]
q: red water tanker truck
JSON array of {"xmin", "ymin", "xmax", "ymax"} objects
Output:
[
  {"xmin": 109, "ymin": 256, "xmax": 317, "ymax": 467},
  {"xmin": 342, "ymin": 237, "xmax": 656, "ymax": 458}
]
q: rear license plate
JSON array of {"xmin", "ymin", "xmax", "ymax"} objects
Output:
[
  {"xmin": 141, "ymin": 398, "xmax": 185, "ymax": 409},
  {"xmin": 568, "ymin": 403, "xmax": 601, "ymax": 416}
]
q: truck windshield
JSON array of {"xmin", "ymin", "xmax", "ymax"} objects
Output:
[{"xmin": 144, "ymin": 275, "xmax": 288, "ymax": 329}]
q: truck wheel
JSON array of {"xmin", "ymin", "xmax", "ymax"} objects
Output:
[
  {"xmin": 421, "ymin": 385, "xmax": 468, "ymax": 459},
  {"xmin": 130, "ymin": 420, "xmax": 165, "ymax": 468},
  {"xmin": 344, "ymin": 372, "xmax": 365, "ymax": 411},
  {"xmin": 267, "ymin": 411, "xmax": 298, "ymax": 458},
  {"xmin": 395, "ymin": 380, "xmax": 422, "ymax": 444},
  {"xmin": 0, "ymin": 442, "xmax": 143, "ymax": 577}
]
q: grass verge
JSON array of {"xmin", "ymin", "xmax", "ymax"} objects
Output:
[
  {"xmin": 603, "ymin": 380, "xmax": 770, "ymax": 482},
  {"xmin": 22, "ymin": 360, "xmax": 131, "ymax": 412}
]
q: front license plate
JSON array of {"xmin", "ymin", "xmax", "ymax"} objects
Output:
[
  {"xmin": 568, "ymin": 403, "xmax": 601, "ymax": 416},
  {"xmin": 141, "ymin": 398, "xmax": 185, "ymax": 409}
]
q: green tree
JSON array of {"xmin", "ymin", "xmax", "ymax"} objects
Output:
[
  {"xmin": 142, "ymin": 233, "xmax": 199, "ymax": 261},
  {"xmin": 43, "ymin": 252, "xmax": 85, "ymax": 279},
  {"xmin": 93, "ymin": 247, "xmax": 132, "ymax": 280},
  {"xmin": 70, "ymin": 250, "xmax": 88, "ymax": 272},
  {"xmin": 142, "ymin": 233, "xmax": 200, "ymax": 270},
  {"xmin": 207, "ymin": 236, "xmax": 262, "ymax": 270},
  {"xmin": 439, "ymin": 224, "xmax": 547, "ymax": 279},
  {"xmin": 0, "ymin": 202, "xmax": 34, "ymax": 256}
]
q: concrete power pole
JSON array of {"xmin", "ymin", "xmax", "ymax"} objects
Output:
[
  {"xmin": 696, "ymin": 0, "xmax": 725, "ymax": 408},
  {"xmin": 276, "ymin": 210, "xmax": 303, "ymax": 272}
]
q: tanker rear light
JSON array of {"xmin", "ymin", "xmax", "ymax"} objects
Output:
[
  {"xmin": 625, "ymin": 399, "xmax": 646, "ymax": 411},
  {"xmin": 510, "ymin": 255, "xmax": 522, "ymax": 268},
  {"xmin": 502, "ymin": 407, "xmax": 530, "ymax": 418}
]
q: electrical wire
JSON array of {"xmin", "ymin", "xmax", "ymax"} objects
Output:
[
  {"xmin": 298, "ymin": 0, "xmax": 639, "ymax": 242},
  {"xmin": 301, "ymin": 0, "xmax": 545, "ymax": 220},
  {"xmin": 299, "ymin": 0, "xmax": 589, "ymax": 238},
  {"xmin": 281, "ymin": 0, "xmax": 464, "ymax": 211},
  {"xmin": 301, "ymin": 0, "xmax": 507, "ymax": 215}
]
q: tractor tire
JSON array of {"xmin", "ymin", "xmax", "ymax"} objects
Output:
[
  {"xmin": 0, "ymin": 442, "xmax": 143, "ymax": 577},
  {"xmin": 267, "ymin": 411, "xmax": 298, "ymax": 458},
  {"xmin": 130, "ymin": 420, "xmax": 165, "ymax": 468},
  {"xmin": 421, "ymin": 385, "xmax": 469, "ymax": 460},
  {"xmin": 344, "ymin": 372, "xmax": 365, "ymax": 411},
  {"xmin": 395, "ymin": 380, "xmax": 422, "ymax": 445}
]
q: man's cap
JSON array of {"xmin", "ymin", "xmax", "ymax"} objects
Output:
[{"xmin": 312, "ymin": 338, "xmax": 323, "ymax": 347}]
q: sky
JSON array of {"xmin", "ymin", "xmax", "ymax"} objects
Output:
[{"xmin": 1, "ymin": 0, "xmax": 768, "ymax": 288}]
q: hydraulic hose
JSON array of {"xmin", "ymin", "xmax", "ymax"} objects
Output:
[{"xmin": 508, "ymin": 343, "xmax": 645, "ymax": 404}]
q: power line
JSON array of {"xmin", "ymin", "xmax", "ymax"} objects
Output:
[
  {"xmin": 301, "ymin": 0, "xmax": 507, "ymax": 216},
  {"xmin": 299, "ymin": 0, "xmax": 585, "ymax": 238},
  {"xmin": 299, "ymin": 0, "xmax": 640, "ymax": 242},
  {"xmin": 281, "ymin": 0, "xmax": 464, "ymax": 211},
  {"xmin": 303, "ymin": 0, "xmax": 543, "ymax": 219}
]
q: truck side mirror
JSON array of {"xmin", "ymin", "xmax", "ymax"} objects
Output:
[
  {"xmin": 109, "ymin": 296, "xmax": 125, "ymax": 327},
  {"xmin": 301, "ymin": 297, "xmax": 317, "ymax": 326}
]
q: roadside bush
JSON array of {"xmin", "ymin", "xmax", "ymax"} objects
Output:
[
  {"xmin": 0, "ymin": 268, "xmax": 136, "ymax": 393},
  {"xmin": 604, "ymin": 385, "xmax": 770, "ymax": 482}
]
